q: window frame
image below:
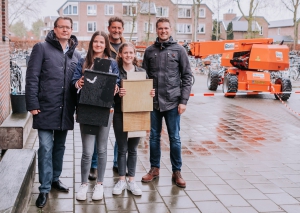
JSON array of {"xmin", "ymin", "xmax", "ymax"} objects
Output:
[
  {"xmin": 87, "ymin": 5, "xmax": 97, "ymax": 16},
  {"xmin": 122, "ymin": 3, "xmax": 137, "ymax": 16},
  {"xmin": 156, "ymin": 6, "xmax": 169, "ymax": 17},
  {"xmin": 199, "ymin": 8, "xmax": 206, "ymax": 18},
  {"xmin": 177, "ymin": 23, "xmax": 192, "ymax": 34},
  {"xmin": 259, "ymin": 26, "xmax": 263, "ymax": 35},
  {"xmin": 73, "ymin": 21, "xmax": 78, "ymax": 32},
  {"xmin": 87, "ymin": 21, "xmax": 97, "ymax": 32},
  {"xmin": 105, "ymin": 5, "xmax": 114, "ymax": 15},
  {"xmin": 144, "ymin": 22, "xmax": 153, "ymax": 33},
  {"xmin": 198, "ymin": 23, "xmax": 205, "ymax": 34},
  {"xmin": 63, "ymin": 4, "xmax": 78, "ymax": 15},
  {"xmin": 124, "ymin": 21, "xmax": 137, "ymax": 33},
  {"xmin": 178, "ymin": 6, "xmax": 191, "ymax": 18}
]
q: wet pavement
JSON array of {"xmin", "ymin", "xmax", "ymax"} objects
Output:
[{"xmin": 25, "ymin": 73, "xmax": 300, "ymax": 213}]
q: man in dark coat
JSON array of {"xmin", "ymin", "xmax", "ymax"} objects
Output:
[
  {"xmin": 25, "ymin": 17, "xmax": 81, "ymax": 208},
  {"xmin": 141, "ymin": 18, "xmax": 192, "ymax": 188}
]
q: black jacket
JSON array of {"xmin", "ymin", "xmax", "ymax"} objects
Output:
[
  {"xmin": 25, "ymin": 30, "xmax": 81, "ymax": 130},
  {"xmin": 142, "ymin": 36, "xmax": 192, "ymax": 112}
]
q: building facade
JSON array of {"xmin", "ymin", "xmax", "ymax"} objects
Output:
[
  {"xmin": 268, "ymin": 19, "xmax": 299, "ymax": 43},
  {"xmin": 54, "ymin": 0, "xmax": 213, "ymax": 43},
  {"xmin": 0, "ymin": 0, "xmax": 10, "ymax": 124}
]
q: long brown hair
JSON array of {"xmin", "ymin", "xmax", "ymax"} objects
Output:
[
  {"xmin": 82, "ymin": 31, "xmax": 111, "ymax": 73},
  {"xmin": 116, "ymin": 42, "xmax": 138, "ymax": 68}
]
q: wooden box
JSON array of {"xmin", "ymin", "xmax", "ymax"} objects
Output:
[
  {"xmin": 121, "ymin": 79, "xmax": 153, "ymax": 112},
  {"xmin": 123, "ymin": 112, "xmax": 150, "ymax": 132}
]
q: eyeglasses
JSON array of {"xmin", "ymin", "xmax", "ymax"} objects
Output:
[{"xmin": 56, "ymin": 25, "xmax": 72, "ymax": 30}]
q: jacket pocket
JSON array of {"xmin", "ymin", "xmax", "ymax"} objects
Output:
[
  {"xmin": 167, "ymin": 51, "xmax": 179, "ymax": 69},
  {"xmin": 149, "ymin": 54, "xmax": 158, "ymax": 70}
]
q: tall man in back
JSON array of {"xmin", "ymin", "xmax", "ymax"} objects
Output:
[
  {"xmin": 88, "ymin": 16, "xmax": 126, "ymax": 180},
  {"xmin": 141, "ymin": 18, "xmax": 192, "ymax": 188},
  {"xmin": 26, "ymin": 17, "xmax": 81, "ymax": 208}
]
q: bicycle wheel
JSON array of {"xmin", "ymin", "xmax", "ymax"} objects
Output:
[{"xmin": 290, "ymin": 68, "xmax": 298, "ymax": 81}]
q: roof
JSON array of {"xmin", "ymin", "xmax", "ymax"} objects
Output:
[
  {"xmin": 268, "ymin": 35, "xmax": 293, "ymax": 42},
  {"xmin": 268, "ymin": 19, "xmax": 298, "ymax": 28},
  {"xmin": 222, "ymin": 20, "xmax": 260, "ymax": 32},
  {"xmin": 236, "ymin": 16, "xmax": 269, "ymax": 25}
]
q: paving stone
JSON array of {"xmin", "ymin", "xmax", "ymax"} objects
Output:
[
  {"xmin": 162, "ymin": 196, "xmax": 196, "ymax": 209},
  {"xmin": 247, "ymin": 200, "xmax": 284, "ymax": 212},
  {"xmin": 186, "ymin": 190, "xmax": 218, "ymax": 201},
  {"xmin": 227, "ymin": 206, "xmax": 259, "ymax": 213},
  {"xmin": 217, "ymin": 194, "xmax": 250, "ymax": 207},
  {"xmin": 253, "ymin": 183, "xmax": 285, "ymax": 194},
  {"xmin": 236, "ymin": 189, "xmax": 268, "ymax": 200},
  {"xmin": 194, "ymin": 201, "xmax": 229, "ymax": 213},
  {"xmin": 225, "ymin": 180, "xmax": 255, "ymax": 189},
  {"xmin": 266, "ymin": 193, "xmax": 300, "ymax": 205},
  {"xmin": 280, "ymin": 204, "xmax": 300, "ymax": 213}
]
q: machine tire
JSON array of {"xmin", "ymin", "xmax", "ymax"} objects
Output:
[
  {"xmin": 274, "ymin": 78, "xmax": 292, "ymax": 101},
  {"xmin": 223, "ymin": 74, "xmax": 238, "ymax": 98},
  {"xmin": 207, "ymin": 70, "xmax": 219, "ymax": 91}
]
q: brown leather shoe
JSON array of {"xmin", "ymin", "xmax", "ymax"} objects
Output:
[
  {"xmin": 141, "ymin": 167, "xmax": 160, "ymax": 182},
  {"xmin": 88, "ymin": 168, "xmax": 97, "ymax": 181},
  {"xmin": 172, "ymin": 171, "xmax": 186, "ymax": 188}
]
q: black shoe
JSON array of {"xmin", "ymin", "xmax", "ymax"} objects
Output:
[
  {"xmin": 51, "ymin": 180, "xmax": 69, "ymax": 192},
  {"xmin": 113, "ymin": 166, "xmax": 118, "ymax": 173},
  {"xmin": 88, "ymin": 168, "xmax": 97, "ymax": 180},
  {"xmin": 36, "ymin": 193, "xmax": 48, "ymax": 208}
]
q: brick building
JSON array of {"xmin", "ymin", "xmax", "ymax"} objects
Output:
[
  {"xmin": 0, "ymin": 0, "xmax": 10, "ymax": 124},
  {"xmin": 268, "ymin": 19, "xmax": 299, "ymax": 43},
  {"xmin": 219, "ymin": 12, "xmax": 269, "ymax": 40},
  {"xmin": 53, "ymin": 0, "xmax": 213, "ymax": 43}
]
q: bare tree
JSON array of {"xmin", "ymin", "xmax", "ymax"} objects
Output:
[
  {"xmin": 235, "ymin": 0, "xmax": 269, "ymax": 38},
  {"xmin": 192, "ymin": 0, "xmax": 202, "ymax": 42},
  {"xmin": 8, "ymin": 0, "xmax": 45, "ymax": 27},
  {"xmin": 209, "ymin": 0, "xmax": 233, "ymax": 40},
  {"xmin": 280, "ymin": 0, "xmax": 300, "ymax": 49}
]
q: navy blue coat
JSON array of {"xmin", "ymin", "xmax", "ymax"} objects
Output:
[{"xmin": 25, "ymin": 30, "xmax": 81, "ymax": 130}]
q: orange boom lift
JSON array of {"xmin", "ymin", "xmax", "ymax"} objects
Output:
[{"xmin": 185, "ymin": 38, "xmax": 292, "ymax": 100}]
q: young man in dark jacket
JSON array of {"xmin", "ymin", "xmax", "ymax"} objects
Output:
[
  {"xmin": 25, "ymin": 17, "xmax": 81, "ymax": 208},
  {"xmin": 141, "ymin": 18, "xmax": 192, "ymax": 188}
]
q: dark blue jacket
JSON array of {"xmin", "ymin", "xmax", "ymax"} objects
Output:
[{"xmin": 25, "ymin": 30, "xmax": 81, "ymax": 130}]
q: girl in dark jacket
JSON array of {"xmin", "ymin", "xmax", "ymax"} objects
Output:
[
  {"xmin": 112, "ymin": 42, "xmax": 155, "ymax": 196},
  {"xmin": 72, "ymin": 31, "xmax": 119, "ymax": 201}
]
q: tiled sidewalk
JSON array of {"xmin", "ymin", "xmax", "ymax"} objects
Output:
[{"xmin": 26, "ymin": 75, "xmax": 300, "ymax": 212}]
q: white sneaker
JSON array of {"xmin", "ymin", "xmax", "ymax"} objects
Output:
[
  {"xmin": 92, "ymin": 184, "xmax": 103, "ymax": 200},
  {"xmin": 76, "ymin": 184, "xmax": 88, "ymax": 201},
  {"xmin": 112, "ymin": 180, "xmax": 127, "ymax": 195},
  {"xmin": 127, "ymin": 181, "xmax": 142, "ymax": 196}
]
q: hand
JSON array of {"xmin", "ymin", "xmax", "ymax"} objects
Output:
[
  {"xmin": 178, "ymin": 104, "xmax": 186, "ymax": 115},
  {"xmin": 114, "ymin": 85, "xmax": 119, "ymax": 96},
  {"xmin": 77, "ymin": 76, "xmax": 84, "ymax": 88},
  {"xmin": 150, "ymin": 89, "xmax": 155, "ymax": 97},
  {"xmin": 30, "ymin": 109, "xmax": 41, "ymax": 115},
  {"xmin": 119, "ymin": 88, "xmax": 126, "ymax": 97}
]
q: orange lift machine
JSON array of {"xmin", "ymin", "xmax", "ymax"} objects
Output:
[{"xmin": 186, "ymin": 38, "xmax": 292, "ymax": 100}]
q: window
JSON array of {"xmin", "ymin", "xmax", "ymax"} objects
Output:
[
  {"xmin": 177, "ymin": 23, "xmax": 192, "ymax": 34},
  {"xmin": 144, "ymin": 22, "xmax": 153, "ymax": 33},
  {"xmin": 156, "ymin": 7, "xmax": 169, "ymax": 17},
  {"xmin": 199, "ymin": 8, "xmax": 206, "ymax": 18},
  {"xmin": 105, "ymin": 5, "xmax": 114, "ymax": 15},
  {"xmin": 259, "ymin": 26, "xmax": 263, "ymax": 35},
  {"xmin": 124, "ymin": 21, "xmax": 137, "ymax": 33},
  {"xmin": 123, "ymin": 4, "xmax": 137, "ymax": 16},
  {"xmin": 278, "ymin": 28, "xmax": 281, "ymax": 35},
  {"xmin": 73, "ymin": 22, "xmax": 78, "ymax": 32},
  {"xmin": 87, "ymin": 5, "xmax": 97, "ymax": 15},
  {"xmin": 63, "ymin": 4, "xmax": 78, "ymax": 15},
  {"xmin": 198, "ymin": 23, "xmax": 205, "ymax": 33},
  {"xmin": 178, "ymin": 7, "xmax": 191, "ymax": 18},
  {"xmin": 104, "ymin": 22, "xmax": 109, "ymax": 33},
  {"xmin": 87, "ymin": 22, "xmax": 96, "ymax": 32}
]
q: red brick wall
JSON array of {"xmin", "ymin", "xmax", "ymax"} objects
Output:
[{"xmin": 0, "ymin": 0, "xmax": 10, "ymax": 124}]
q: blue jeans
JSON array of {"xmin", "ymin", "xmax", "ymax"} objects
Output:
[
  {"xmin": 37, "ymin": 129, "xmax": 68, "ymax": 193},
  {"xmin": 91, "ymin": 139, "xmax": 97, "ymax": 169},
  {"xmin": 113, "ymin": 141, "xmax": 118, "ymax": 168},
  {"xmin": 149, "ymin": 107, "xmax": 182, "ymax": 172}
]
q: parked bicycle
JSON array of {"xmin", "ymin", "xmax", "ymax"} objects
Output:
[{"xmin": 10, "ymin": 58, "xmax": 23, "ymax": 94}]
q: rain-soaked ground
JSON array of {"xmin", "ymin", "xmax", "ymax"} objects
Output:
[{"xmin": 26, "ymin": 73, "xmax": 300, "ymax": 213}]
